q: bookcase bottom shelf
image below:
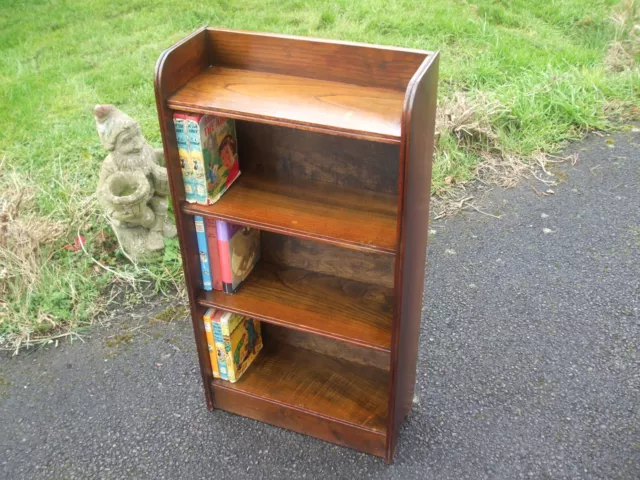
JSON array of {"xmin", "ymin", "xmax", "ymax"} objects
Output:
[{"xmin": 211, "ymin": 341, "xmax": 389, "ymax": 458}]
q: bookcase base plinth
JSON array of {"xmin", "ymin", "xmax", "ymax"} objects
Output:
[{"xmin": 212, "ymin": 385, "xmax": 387, "ymax": 458}]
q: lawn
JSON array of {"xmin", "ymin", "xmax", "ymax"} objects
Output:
[{"xmin": 0, "ymin": 0, "xmax": 638, "ymax": 351}]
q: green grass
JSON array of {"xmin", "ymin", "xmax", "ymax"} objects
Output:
[{"xmin": 0, "ymin": 0, "xmax": 638, "ymax": 350}]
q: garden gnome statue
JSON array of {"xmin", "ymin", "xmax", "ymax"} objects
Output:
[{"xmin": 94, "ymin": 104, "xmax": 177, "ymax": 262}]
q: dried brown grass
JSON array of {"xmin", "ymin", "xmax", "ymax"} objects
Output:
[
  {"xmin": 606, "ymin": 0, "xmax": 640, "ymax": 72},
  {"xmin": 431, "ymin": 92, "xmax": 579, "ymax": 219},
  {"xmin": 435, "ymin": 91, "xmax": 506, "ymax": 150},
  {"xmin": 0, "ymin": 156, "xmax": 71, "ymax": 350},
  {"xmin": 0, "ymin": 158, "xmax": 67, "ymax": 287}
]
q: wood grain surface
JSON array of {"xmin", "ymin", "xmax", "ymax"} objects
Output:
[
  {"xmin": 182, "ymin": 173, "xmax": 398, "ymax": 254},
  {"xmin": 237, "ymin": 122, "xmax": 400, "ymax": 195},
  {"xmin": 386, "ymin": 52, "xmax": 440, "ymax": 462},
  {"xmin": 168, "ymin": 66, "xmax": 406, "ymax": 144},
  {"xmin": 261, "ymin": 232, "xmax": 395, "ymax": 289},
  {"xmin": 212, "ymin": 385, "xmax": 387, "ymax": 458},
  {"xmin": 154, "ymin": 26, "xmax": 215, "ymax": 410},
  {"xmin": 199, "ymin": 261, "xmax": 393, "ymax": 351},
  {"xmin": 207, "ymin": 28, "xmax": 428, "ymax": 91},
  {"xmin": 212, "ymin": 341, "xmax": 389, "ymax": 432},
  {"xmin": 263, "ymin": 324, "xmax": 390, "ymax": 371}
]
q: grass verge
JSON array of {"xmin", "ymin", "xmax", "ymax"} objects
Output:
[{"xmin": 0, "ymin": 0, "xmax": 638, "ymax": 352}]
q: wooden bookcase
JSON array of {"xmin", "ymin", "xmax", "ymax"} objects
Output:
[{"xmin": 154, "ymin": 27, "xmax": 439, "ymax": 463}]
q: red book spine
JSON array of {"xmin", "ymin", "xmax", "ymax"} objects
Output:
[{"xmin": 204, "ymin": 218, "xmax": 223, "ymax": 291}]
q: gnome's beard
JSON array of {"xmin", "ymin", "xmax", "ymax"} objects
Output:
[{"xmin": 111, "ymin": 144, "xmax": 153, "ymax": 174}]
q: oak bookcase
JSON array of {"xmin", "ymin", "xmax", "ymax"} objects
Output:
[{"xmin": 154, "ymin": 26, "xmax": 439, "ymax": 463}]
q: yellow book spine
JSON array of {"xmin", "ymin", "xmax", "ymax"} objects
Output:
[{"xmin": 203, "ymin": 309, "xmax": 220, "ymax": 379}]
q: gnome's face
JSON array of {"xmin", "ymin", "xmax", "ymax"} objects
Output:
[
  {"xmin": 94, "ymin": 104, "xmax": 144, "ymax": 154},
  {"xmin": 114, "ymin": 124, "xmax": 145, "ymax": 154}
]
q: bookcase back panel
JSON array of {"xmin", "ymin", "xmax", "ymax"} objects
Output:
[
  {"xmin": 207, "ymin": 28, "xmax": 427, "ymax": 91},
  {"xmin": 237, "ymin": 122, "xmax": 400, "ymax": 195},
  {"xmin": 263, "ymin": 324, "xmax": 390, "ymax": 372},
  {"xmin": 261, "ymin": 232, "xmax": 395, "ymax": 289}
]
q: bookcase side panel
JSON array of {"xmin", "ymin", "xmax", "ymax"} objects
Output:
[
  {"xmin": 207, "ymin": 28, "xmax": 427, "ymax": 91},
  {"xmin": 154, "ymin": 28, "xmax": 214, "ymax": 409},
  {"xmin": 386, "ymin": 53, "xmax": 440, "ymax": 462}
]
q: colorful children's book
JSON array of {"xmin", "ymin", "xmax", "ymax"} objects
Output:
[
  {"xmin": 173, "ymin": 113, "xmax": 195, "ymax": 203},
  {"xmin": 203, "ymin": 308, "xmax": 220, "ymax": 378},
  {"xmin": 216, "ymin": 221, "xmax": 261, "ymax": 294},
  {"xmin": 211, "ymin": 310, "xmax": 229, "ymax": 380},
  {"xmin": 204, "ymin": 218, "xmax": 223, "ymax": 291},
  {"xmin": 194, "ymin": 215, "xmax": 212, "ymax": 291},
  {"xmin": 184, "ymin": 114, "xmax": 241, "ymax": 205},
  {"xmin": 220, "ymin": 312, "xmax": 262, "ymax": 383}
]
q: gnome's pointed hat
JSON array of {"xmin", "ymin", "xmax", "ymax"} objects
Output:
[{"xmin": 94, "ymin": 104, "xmax": 138, "ymax": 152}]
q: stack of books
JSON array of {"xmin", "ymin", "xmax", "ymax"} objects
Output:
[
  {"xmin": 203, "ymin": 308, "xmax": 263, "ymax": 383},
  {"xmin": 175, "ymin": 112, "xmax": 260, "ymax": 294},
  {"xmin": 194, "ymin": 216, "xmax": 260, "ymax": 294},
  {"xmin": 174, "ymin": 113, "xmax": 263, "ymax": 382},
  {"xmin": 173, "ymin": 113, "xmax": 241, "ymax": 205}
]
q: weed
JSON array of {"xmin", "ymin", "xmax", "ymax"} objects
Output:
[{"xmin": 105, "ymin": 332, "xmax": 134, "ymax": 348}]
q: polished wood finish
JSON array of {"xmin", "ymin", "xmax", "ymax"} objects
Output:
[
  {"xmin": 212, "ymin": 341, "xmax": 389, "ymax": 433},
  {"xmin": 261, "ymin": 232, "xmax": 395, "ymax": 289},
  {"xmin": 263, "ymin": 324, "xmax": 390, "ymax": 371},
  {"xmin": 386, "ymin": 53, "xmax": 440, "ymax": 462},
  {"xmin": 182, "ymin": 173, "xmax": 398, "ymax": 254},
  {"xmin": 154, "ymin": 27, "xmax": 438, "ymax": 463},
  {"xmin": 169, "ymin": 66, "xmax": 406, "ymax": 144},
  {"xmin": 199, "ymin": 260, "xmax": 393, "ymax": 351},
  {"xmin": 236, "ymin": 122, "xmax": 400, "ymax": 195},
  {"xmin": 154, "ymin": 26, "xmax": 214, "ymax": 410},
  {"xmin": 213, "ymin": 383, "xmax": 386, "ymax": 457},
  {"xmin": 206, "ymin": 28, "xmax": 426, "ymax": 90}
]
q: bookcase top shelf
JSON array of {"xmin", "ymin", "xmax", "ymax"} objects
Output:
[
  {"xmin": 167, "ymin": 66, "xmax": 406, "ymax": 144},
  {"xmin": 182, "ymin": 173, "xmax": 398, "ymax": 254}
]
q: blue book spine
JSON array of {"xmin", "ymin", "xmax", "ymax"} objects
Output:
[
  {"xmin": 194, "ymin": 215, "xmax": 212, "ymax": 291},
  {"xmin": 173, "ymin": 116, "xmax": 195, "ymax": 203},
  {"xmin": 212, "ymin": 319, "xmax": 229, "ymax": 380}
]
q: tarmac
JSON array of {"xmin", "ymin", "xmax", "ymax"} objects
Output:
[{"xmin": 1, "ymin": 127, "xmax": 638, "ymax": 479}]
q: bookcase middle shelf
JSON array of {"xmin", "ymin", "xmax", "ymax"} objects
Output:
[
  {"xmin": 181, "ymin": 172, "xmax": 398, "ymax": 255},
  {"xmin": 198, "ymin": 261, "xmax": 393, "ymax": 352}
]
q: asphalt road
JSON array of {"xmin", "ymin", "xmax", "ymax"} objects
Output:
[{"xmin": 1, "ymin": 127, "xmax": 638, "ymax": 479}]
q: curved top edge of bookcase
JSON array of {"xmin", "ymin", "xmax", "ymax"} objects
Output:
[
  {"xmin": 155, "ymin": 26, "xmax": 436, "ymax": 96},
  {"xmin": 154, "ymin": 25, "xmax": 210, "ymax": 101},
  {"xmin": 206, "ymin": 26, "xmax": 435, "ymax": 57}
]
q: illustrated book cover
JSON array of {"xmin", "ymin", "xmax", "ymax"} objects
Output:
[
  {"xmin": 172, "ymin": 113, "xmax": 196, "ymax": 203},
  {"xmin": 220, "ymin": 312, "xmax": 263, "ymax": 383},
  {"xmin": 183, "ymin": 114, "xmax": 241, "ymax": 205},
  {"xmin": 216, "ymin": 221, "xmax": 261, "ymax": 294}
]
